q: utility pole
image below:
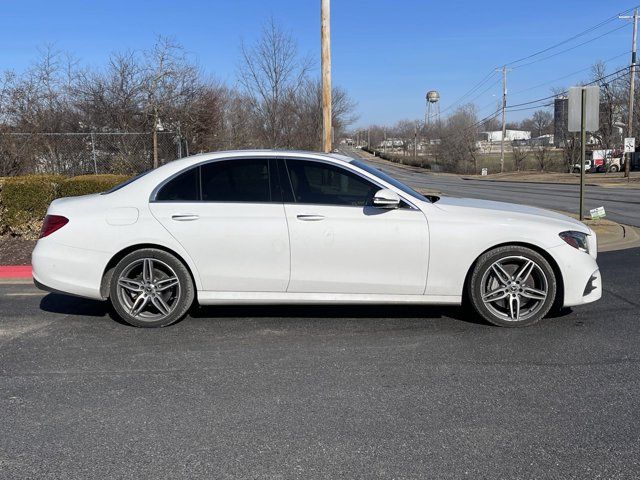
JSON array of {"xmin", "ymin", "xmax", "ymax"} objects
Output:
[
  {"xmin": 498, "ymin": 66, "xmax": 508, "ymax": 173},
  {"xmin": 321, "ymin": 0, "xmax": 332, "ymax": 153},
  {"xmin": 580, "ymin": 88, "xmax": 587, "ymax": 220},
  {"xmin": 414, "ymin": 123, "xmax": 418, "ymax": 159},
  {"xmin": 620, "ymin": 8, "xmax": 638, "ymax": 179},
  {"xmin": 152, "ymin": 108, "xmax": 159, "ymax": 169}
]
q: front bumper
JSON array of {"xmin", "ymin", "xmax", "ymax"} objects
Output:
[
  {"xmin": 549, "ymin": 243, "xmax": 602, "ymax": 307},
  {"xmin": 32, "ymin": 239, "xmax": 110, "ymax": 300}
]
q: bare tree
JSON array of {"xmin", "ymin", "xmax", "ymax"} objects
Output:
[
  {"xmin": 437, "ymin": 104, "xmax": 480, "ymax": 173},
  {"xmin": 533, "ymin": 145, "xmax": 551, "ymax": 171},
  {"xmin": 590, "ymin": 61, "xmax": 625, "ymax": 149},
  {"xmin": 562, "ymin": 134, "xmax": 582, "ymax": 172},
  {"xmin": 0, "ymin": 26, "xmax": 357, "ymax": 174},
  {"xmin": 143, "ymin": 36, "xmax": 201, "ymax": 167},
  {"xmin": 74, "ymin": 51, "xmax": 146, "ymax": 132},
  {"xmin": 531, "ymin": 110, "xmax": 552, "ymax": 137},
  {"xmin": 238, "ymin": 18, "xmax": 311, "ymax": 148},
  {"xmin": 287, "ymin": 79, "xmax": 357, "ymax": 150},
  {"xmin": 512, "ymin": 146, "xmax": 529, "ymax": 171}
]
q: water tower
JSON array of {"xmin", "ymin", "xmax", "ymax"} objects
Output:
[{"xmin": 425, "ymin": 90, "xmax": 440, "ymax": 125}]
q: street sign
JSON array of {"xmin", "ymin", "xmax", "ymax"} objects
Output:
[
  {"xmin": 624, "ymin": 137, "xmax": 636, "ymax": 153},
  {"xmin": 568, "ymin": 86, "xmax": 599, "ymax": 132},
  {"xmin": 590, "ymin": 206, "xmax": 606, "ymax": 219}
]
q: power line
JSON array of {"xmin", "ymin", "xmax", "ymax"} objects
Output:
[
  {"xmin": 505, "ymin": 66, "xmax": 630, "ymax": 111},
  {"xmin": 510, "ymin": 51, "xmax": 628, "ymax": 96},
  {"xmin": 512, "ymin": 23, "xmax": 631, "ymax": 70},
  {"xmin": 427, "ymin": 70, "xmax": 498, "ymax": 120},
  {"xmin": 506, "ymin": 103, "xmax": 554, "ymax": 113},
  {"xmin": 506, "ymin": 5, "xmax": 638, "ymax": 67}
]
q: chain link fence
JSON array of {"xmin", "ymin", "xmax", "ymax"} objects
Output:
[{"xmin": 0, "ymin": 132, "xmax": 184, "ymax": 176}]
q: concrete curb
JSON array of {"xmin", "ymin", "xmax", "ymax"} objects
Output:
[
  {"xmin": 461, "ymin": 177, "xmax": 604, "ymax": 187},
  {"xmin": 598, "ymin": 224, "xmax": 640, "ymax": 252}
]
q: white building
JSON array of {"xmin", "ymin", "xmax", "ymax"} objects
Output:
[
  {"xmin": 481, "ymin": 130, "xmax": 531, "ymax": 142},
  {"xmin": 379, "ymin": 138, "xmax": 404, "ymax": 148}
]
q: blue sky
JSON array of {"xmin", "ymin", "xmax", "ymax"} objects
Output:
[{"xmin": 1, "ymin": 0, "xmax": 638, "ymax": 127}]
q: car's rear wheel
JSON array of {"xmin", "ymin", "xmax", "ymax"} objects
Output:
[
  {"xmin": 109, "ymin": 248, "xmax": 194, "ymax": 327},
  {"xmin": 468, "ymin": 246, "xmax": 556, "ymax": 327}
]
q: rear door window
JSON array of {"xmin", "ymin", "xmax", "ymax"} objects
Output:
[{"xmin": 200, "ymin": 159, "xmax": 271, "ymax": 202}]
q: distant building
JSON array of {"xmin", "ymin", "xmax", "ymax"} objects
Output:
[
  {"xmin": 378, "ymin": 138, "xmax": 404, "ymax": 148},
  {"xmin": 554, "ymin": 96, "xmax": 568, "ymax": 147},
  {"xmin": 527, "ymin": 134, "xmax": 554, "ymax": 147},
  {"xmin": 480, "ymin": 130, "xmax": 531, "ymax": 142}
]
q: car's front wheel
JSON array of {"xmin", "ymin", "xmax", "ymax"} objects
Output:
[
  {"xmin": 468, "ymin": 246, "xmax": 557, "ymax": 327},
  {"xmin": 109, "ymin": 248, "xmax": 195, "ymax": 327}
]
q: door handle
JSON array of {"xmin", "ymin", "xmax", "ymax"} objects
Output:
[
  {"xmin": 296, "ymin": 214, "xmax": 325, "ymax": 221},
  {"xmin": 171, "ymin": 214, "xmax": 199, "ymax": 221}
]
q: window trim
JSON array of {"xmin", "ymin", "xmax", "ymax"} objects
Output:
[
  {"xmin": 148, "ymin": 155, "xmax": 419, "ymax": 209},
  {"xmin": 281, "ymin": 157, "xmax": 418, "ymax": 210},
  {"xmin": 149, "ymin": 157, "xmax": 279, "ymax": 204}
]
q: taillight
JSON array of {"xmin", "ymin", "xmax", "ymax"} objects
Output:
[{"xmin": 39, "ymin": 215, "xmax": 69, "ymax": 238}]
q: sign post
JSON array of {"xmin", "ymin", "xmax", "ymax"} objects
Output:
[{"xmin": 568, "ymin": 86, "xmax": 599, "ymax": 220}]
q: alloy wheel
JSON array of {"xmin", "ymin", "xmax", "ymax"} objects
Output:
[
  {"xmin": 115, "ymin": 258, "xmax": 181, "ymax": 321},
  {"xmin": 480, "ymin": 255, "xmax": 548, "ymax": 322}
]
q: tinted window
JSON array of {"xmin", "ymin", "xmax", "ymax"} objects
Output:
[
  {"xmin": 156, "ymin": 167, "xmax": 199, "ymax": 201},
  {"xmin": 285, "ymin": 160, "xmax": 378, "ymax": 206},
  {"xmin": 201, "ymin": 159, "xmax": 271, "ymax": 202}
]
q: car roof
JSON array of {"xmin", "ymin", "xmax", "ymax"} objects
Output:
[
  {"xmin": 126, "ymin": 150, "xmax": 357, "ymax": 195},
  {"xmin": 175, "ymin": 149, "xmax": 353, "ymax": 165}
]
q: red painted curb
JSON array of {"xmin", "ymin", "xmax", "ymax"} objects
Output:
[{"xmin": 0, "ymin": 265, "xmax": 32, "ymax": 279}]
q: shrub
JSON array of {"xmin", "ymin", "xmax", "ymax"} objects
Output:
[
  {"xmin": 0, "ymin": 175, "xmax": 63, "ymax": 237},
  {"xmin": 58, "ymin": 174, "xmax": 129, "ymax": 198},
  {"xmin": 0, "ymin": 174, "xmax": 130, "ymax": 239}
]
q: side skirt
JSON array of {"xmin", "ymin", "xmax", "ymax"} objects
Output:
[{"xmin": 197, "ymin": 291, "xmax": 461, "ymax": 306}]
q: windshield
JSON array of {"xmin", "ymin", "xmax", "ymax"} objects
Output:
[{"xmin": 350, "ymin": 159, "xmax": 433, "ymax": 203}]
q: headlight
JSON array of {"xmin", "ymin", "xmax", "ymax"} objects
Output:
[{"xmin": 559, "ymin": 231, "xmax": 589, "ymax": 253}]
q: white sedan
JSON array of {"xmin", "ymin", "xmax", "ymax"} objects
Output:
[{"xmin": 32, "ymin": 150, "xmax": 602, "ymax": 328}]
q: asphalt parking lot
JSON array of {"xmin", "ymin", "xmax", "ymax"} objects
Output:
[{"xmin": 1, "ymin": 247, "xmax": 639, "ymax": 479}]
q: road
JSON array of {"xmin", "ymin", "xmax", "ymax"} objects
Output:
[
  {"xmin": 342, "ymin": 147, "xmax": 640, "ymax": 227},
  {"xmin": 1, "ymin": 247, "xmax": 640, "ymax": 479}
]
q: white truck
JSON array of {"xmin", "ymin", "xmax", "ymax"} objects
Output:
[{"xmin": 573, "ymin": 149, "xmax": 622, "ymax": 173}]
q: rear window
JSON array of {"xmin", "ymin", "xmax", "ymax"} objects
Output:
[{"xmin": 101, "ymin": 171, "xmax": 150, "ymax": 194}]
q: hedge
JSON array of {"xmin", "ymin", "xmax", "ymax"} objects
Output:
[
  {"xmin": 58, "ymin": 174, "xmax": 128, "ymax": 198},
  {"xmin": 0, "ymin": 174, "xmax": 129, "ymax": 238}
]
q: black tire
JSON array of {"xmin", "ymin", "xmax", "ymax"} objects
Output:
[
  {"xmin": 467, "ymin": 245, "xmax": 557, "ymax": 327},
  {"xmin": 109, "ymin": 248, "xmax": 195, "ymax": 328},
  {"xmin": 610, "ymin": 164, "xmax": 619, "ymax": 173},
  {"xmin": 572, "ymin": 168, "xmax": 580, "ymax": 174}
]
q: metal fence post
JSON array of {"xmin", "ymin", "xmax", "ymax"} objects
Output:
[
  {"xmin": 177, "ymin": 124, "xmax": 183, "ymax": 159},
  {"xmin": 90, "ymin": 133, "xmax": 98, "ymax": 174}
]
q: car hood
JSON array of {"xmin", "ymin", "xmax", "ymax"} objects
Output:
[{"xmin": 433, "ymin": 196, "xmax": 590, "ymax": 233}]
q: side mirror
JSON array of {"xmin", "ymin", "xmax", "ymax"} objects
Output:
[{"xmin": 372, "ymin": 188, "xmax": 401, "ymax": 209}]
